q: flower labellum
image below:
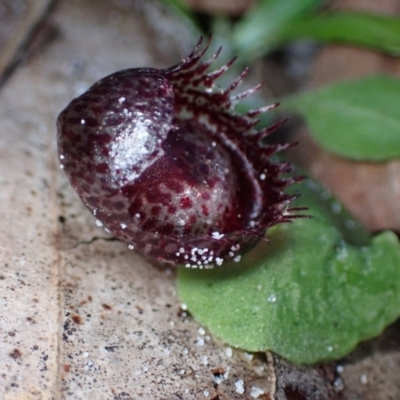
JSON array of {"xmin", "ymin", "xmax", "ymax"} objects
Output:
[{"xmin": 57, "ymin": 36, "xmax": 306, "ymax": 268}]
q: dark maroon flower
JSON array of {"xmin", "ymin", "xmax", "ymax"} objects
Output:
[{"xmin": 57, "ymin": 36, "xmax": 305, "ymax": 268}]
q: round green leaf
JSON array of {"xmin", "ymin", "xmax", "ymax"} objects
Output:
[
  {"xmin": 282, "ymin": 75, "xmax": 400, "ymax": 161},
  {"xmin": 178, "ymin": 182, "xmax": 400, "ymax": 364}
]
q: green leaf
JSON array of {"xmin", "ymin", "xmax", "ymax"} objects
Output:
[
  {"xmin": 178, "ymin": 180, "xmax": 400, "ymax": 364},
  {"xmin": 232, "ymin": 0, "xmax": 326, "ymax": 60},
  {"xmin": 278, "ymin": 12, "xmax": 400, "ymax": 56},
  {"xmin": 281, "ymin": 75, "xmax": 400, "ymax": 161}
]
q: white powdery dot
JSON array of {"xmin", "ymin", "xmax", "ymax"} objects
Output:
[
  {"xmin": 253, "ymin": 366, "xmax": 264, "ymax": 375},
  {"xmin": 259, "ymin": 173, "xmax": 266, "ymax": 181},
  {"xmin": 225, "ymin": 347, "xmax": 233, "ymax": 357},
  {"xmin": 118, "ymin": 96, "xmax": 126, "ymax": 103},
  {"xmin": 223, "ymin": 367, "xmax": 231, "ymax": 380},
  {"xmin": 235, "ymin": 379, "xmax": 245, "ymax": 394},
  {"xmin": 198, "ymin": 327, "xmax": 206, "ymax": 336},
  {"xmin": 250, "ymin": 386, "xmax": 265, "ymax": 398},
  {"xmin": 59, "ymin": 164, "xmax": 64, "ymax": 169},
  {"xmin": 211, "ymin": 231, "xmax": 224, "ymax": 240},
  {"xmin": 213, "ymin": 374, "xmax": 225, "ymax": 385},
  {"xmin": 95, "ymin": 220, "xmax": 103, "ymax": 227},
  {"xmin": 233, "ymin": 255, "xmax": 241, "ymax": 263},
  {"xmin": 215, "ymin": 257, "xmax": 223, "ymax": 266},
  {"xmin": 128, "ymin": 245, "xmax": 134, "ymax": 250},
  {"xmin": 80, "ymin": 119, "xmax": 86, "ymax": 124},
  {"xmin": 59, "ymin": 154, "xmax": 65, "ymax": 160},
  {"xmin": 267, "ymin": 294, "xmax": 277, "ymax": 303},
  {"xmin": 180, "ymin": 303, "xmax": 188, "ymax": 311},
  {"xmin": 196, "ymin": 337, "xmax": 205, "ymax": 346},
  {"xmin": 120, "ymin": 223, "xmax": 127, "ymax": 229}
]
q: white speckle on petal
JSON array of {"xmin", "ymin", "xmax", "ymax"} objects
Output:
[
  {"xmin": 215, "ymin": 257, "xmax": 223, "ymax": 266},
  {"xmin": 212, "ymin": 231, "xmax": 224, "ymax": 240}
]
